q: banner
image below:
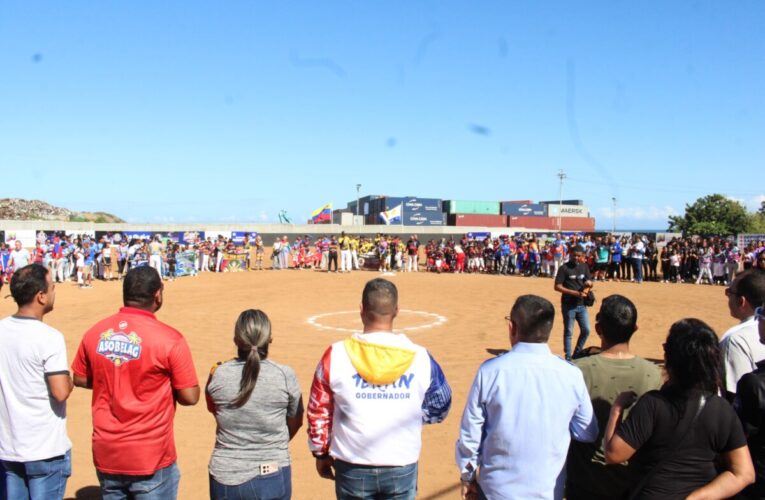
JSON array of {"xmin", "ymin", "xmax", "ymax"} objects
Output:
[
  {"xmin": 175, "ymin": 251, "xmax": 198, "ymax": 277},
  {"xmin": 221, "ymin": 252, "xmax": 248, "ymax": 272},
  {"xmin": 180, "ymin": 231, "xmax": 205, "ymax": 245},
  {"xmin": 4, "ymin": 230, "xmax": 37, "ymax": 247},
  {"xmin": 311, "ymin": 203, "xmax": 332, "ymax": 224},
  {"xmin": 231, "ymin": 232, "xmax": 258, "ymax": 245},
  {"xmin": 379, "ymin": 204, "xmax": 403, "ymax": 225},
  {"xmin": 467, "ymin": 232, "xmax": 491, "ymax": 240},
  {"xmin": 738, "ymin": 234, "xmax": 765, "ymax": 249}
]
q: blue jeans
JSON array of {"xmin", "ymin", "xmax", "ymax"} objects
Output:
[
  {"xmin": 97, "ymin": 462, "xmax": 180, "ymax": 500},
  {"xmin": 1, "ymin": 449, "xmax": 71, "ymax": 500},
  {"xmin": 334, "ymin": 460, "xmax": 417, "ymax": 500},
  {"xmin": 633, "ymin": 258, "xmax": 643, "ymax": 283},
  {"xmin": 562, "ymin": 303, "xmax": 590, "ymax": 360},
  {"xmin": 209, "ymin": 466, "xmax": 291, "ymax": 500}
]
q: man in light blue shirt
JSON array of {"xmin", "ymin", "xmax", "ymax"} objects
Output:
[{"xmin": 455, "ymin": 294, "xmax": 598, "ymax": 500}]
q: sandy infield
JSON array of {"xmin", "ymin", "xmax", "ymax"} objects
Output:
[{"xmin": 0, "ymin": 269, "xmax": 732, "ymax": 499}]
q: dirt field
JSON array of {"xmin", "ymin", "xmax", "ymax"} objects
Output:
[{"xmin": 0, "ymin": 269, "xmax": 733, "ymax": 499}]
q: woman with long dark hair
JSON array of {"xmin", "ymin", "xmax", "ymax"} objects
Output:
[
  {"xmin": 206, "ymin": 309, "xmax": 303, "ymax": 499},
  {"xmin": 604, "ymin": 318, "xmax": 754, "ymax": 499}
]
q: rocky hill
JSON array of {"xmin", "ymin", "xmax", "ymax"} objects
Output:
[{"xmin": 0, "ymin": 198, "xmax": 125, "ymax": 223}]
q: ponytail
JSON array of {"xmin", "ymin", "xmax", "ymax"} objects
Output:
[{"xmin": 230, "ymin": 309, "xmax": 271, "ymax": 408}]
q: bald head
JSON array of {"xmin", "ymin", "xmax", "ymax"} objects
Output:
[{"xmin": 361, "ymin": 278, "xmax": 399, "ymax": 326}]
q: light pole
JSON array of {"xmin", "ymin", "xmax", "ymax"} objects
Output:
[
  {"xmin": 556, "ymin": 169, "xmax": 566, "ymax": 231},
  {"xmin": 356, "ymin": 184, "xmax": 362, "ymax": 218},
  {"xmin": 612, "ymin": 197, "xmax": 617, "ymax": 233}
]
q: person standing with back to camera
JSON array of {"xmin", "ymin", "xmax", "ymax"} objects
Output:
[
  {"xmin": 72, "ymin": 266, "xmax": 199, "ymax": 499},
  {"xmin": 206, "ymin": 309, "xmax": 304, "ymax": 500}
]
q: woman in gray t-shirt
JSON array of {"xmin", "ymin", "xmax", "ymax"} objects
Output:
[{"xmin": 206, "ymin": 309, "xmax": 303, "ymax": 500}]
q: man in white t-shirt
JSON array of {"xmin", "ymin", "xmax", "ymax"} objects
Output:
[
  {"xmin": 8, "ymin": 240, "xmax": 31, "ymax": 271},
  {"xmin": 0, "ymin": 264, "xmax": 73, "ymax": 499},
  {"xmin": 721, "ymin": 269, "xmax": 765, "ymax": 401}
]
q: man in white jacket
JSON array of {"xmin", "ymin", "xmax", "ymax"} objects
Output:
[{"xmin": 307, "ymin": 278, "xmax": 452, "ymax": 499}]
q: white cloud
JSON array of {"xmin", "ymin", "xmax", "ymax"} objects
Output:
[
  {"xmin": 748, "ymin": 194, "xmax": 765, "ymax": 211},
  {"xmin": 597, "ymin": 205, "xmax": 678, "ymax": 221},
  {"xmin": 259, "ymin": 211, "xmax": 269, "ymax": 221},
  {"xmin": 725, "ymin": 194, "xmax": 764, "ymax": 212}
]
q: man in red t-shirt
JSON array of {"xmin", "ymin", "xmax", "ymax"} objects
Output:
[{"xmin": 72, "ymin": 266, "xmax": 199, "ymax": 499}]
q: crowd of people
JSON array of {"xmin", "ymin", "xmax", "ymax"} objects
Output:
[
  {"xmin": 2, "ymin": 255, "xmax": 765, "ymax": 499},
  {"xmin": 2, "ymin": 232, "xmax": 764, "ymax": 289}
]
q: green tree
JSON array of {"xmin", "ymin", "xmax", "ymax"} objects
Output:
[{"xmin": 668, "ymin": 194, "xmax": 750, "ymax": 236}]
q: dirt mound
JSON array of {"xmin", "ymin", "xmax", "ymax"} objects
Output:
[{"xmin": 0, "ymin": 198, "xmax": 124, "ymax": 223}]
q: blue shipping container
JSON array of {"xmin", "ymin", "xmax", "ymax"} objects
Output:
[
  {"xmin": 403, "ymin": 197, "xmax": 442, "ymax": 213},
  {"xmin": 403, "ymin": 211, "xmax": 446, "ymax": 226},
  {"xmin": 501, "ymin": 203, "xmax": 547, "ymax": 217},
  {"xmin": 372, "ymin": 197, "xmax": 405, "ymax": 213}
]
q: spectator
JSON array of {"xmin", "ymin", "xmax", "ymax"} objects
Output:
[
  {"xmin": 720, "ymin": 270, "xmax": 765, "ymax": 401},
  {"xmin": 206, "ymin": 309, "xmax": 303, "ymax": 499},
  {"xmin": 307, "ymin": 278, "xmax": 451, "ymax": 499},
  {"xmin": 72, "ymin": 266, "xmax": 200, "ymax": 499},
  {"xmin": 0, "ymin": 264, "xmax": 73, "ymax": 500},
  {"xmin": 7, "ymin": 240, "xmax": 31, "ymax": 271},
  {"xmin": 566, "ymin": 295, "xmax": 662, "ymax": 500},
  {"xmin": 604, "ymin": 318, "xmax": 754, "ymax": 499},
  {"xmin": 456, "ymin": 294, "xmax": 597, "ymax": 500},
  {"xmin": 735, "ymin": 304, "xmax": 765, "ymax": 498}
]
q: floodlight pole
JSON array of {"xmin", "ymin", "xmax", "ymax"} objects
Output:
[
  {"xmin": 356, "ymin": 184, "xmax": 362, "ymax": 217},
  {"xmin": 557, "ymin": 169, "xmax": 566, "ymax": 231},
  {"xmin": 612, "ymin": 197, "xmax": 617, "ymax": 233}
]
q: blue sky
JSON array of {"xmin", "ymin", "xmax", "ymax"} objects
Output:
[{"xmin": 1, "ymin": 1, "xmax": 763, "ymax": 229}]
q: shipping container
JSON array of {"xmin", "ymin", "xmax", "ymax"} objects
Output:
[
  {"xmin": 448, "ymin": 214, "xmax": 507, "ymax": 227},
  {"xmin": 443, "ymin": 200, "xmax": 500, "ymax": 215},
  {"xmin": 560, "ymin": 217, "xmax": 596, "ymax": 232},
  {"xmin": 539, "ymin": 199, "xmax": 584, "ymax": 206},
  {"xmin": 501, "ymin": 202, "xmax": 547, "ymax": 217},
  {"xmin": 333, "ymin": 210, "xmax": 354, "ymax": 225},
  {"xmin": 507, "ymin": 216, "xmax": 595, "ymax": 232},
  {"xmin": 546, "ymin": 204, "xmax": 589, "ymax": 218},
  {"xmin": 402, "ymin": 197, "xmax": 442, "ymax": 213},
  {"xmin": 365, "ymin": 214, "xmax": 379, "ymax": 225},
  {"xmin": 507, "ymin": 216, "xmax": 557, "ymax": 230},
  {"xmin": 370, "ymin": 196, "xmax": 405, "ymax": 214},
  {"xmin": 501, "ymin": 200, "xmax": 534, "ymax": 205},
  {"xmin": 403, "ymin": 211, "xmax": 447, "ymax": 226},
  {"xmin": 359, "ymin": 195, "xmax": 382, "ymax": 216}
]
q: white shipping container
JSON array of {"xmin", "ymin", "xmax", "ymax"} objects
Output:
[
  {"xmin": 546, "ymin": 204, "xmax": 589, "ymax": 218},
  {"xmin": 338, "ymin": 212, "xmax": 354, "ymax": 225}
]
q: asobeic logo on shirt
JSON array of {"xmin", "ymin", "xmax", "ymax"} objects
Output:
[{"xmin": 97, "ymin": 328, "xmax": 143, "ymax": 366}]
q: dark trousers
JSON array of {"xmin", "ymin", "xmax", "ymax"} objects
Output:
[{"xmin": 328, "ymin": 251, "xmax": 338, "ymax": 271}]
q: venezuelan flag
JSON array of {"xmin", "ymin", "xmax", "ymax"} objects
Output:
[{"xmin": 311, "ymin": 203, "xmax": 332, "ymax": 223}]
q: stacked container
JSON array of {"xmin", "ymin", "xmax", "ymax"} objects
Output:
[
  {"xmin": 448, "ymin": 214, "xmax": 508, "ymax": 227},
  {"xmin": 500, "ymin": 202, "xmax": 547, "ymax": 217},
  {"xmin": 442, "ymin": 200, "xmax": 500, "ymax": 215}
]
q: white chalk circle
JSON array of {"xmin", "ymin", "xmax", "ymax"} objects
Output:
[{"xmin": 306, "ymin": 309, "xmax": 447, "ymax": 334}]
